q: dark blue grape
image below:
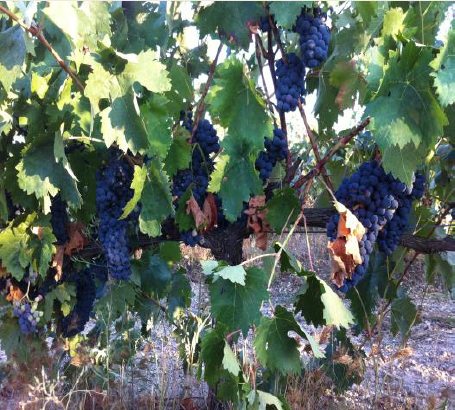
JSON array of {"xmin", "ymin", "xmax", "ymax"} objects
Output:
[
  {"xmin": 50, "ymin": 194, "xmax": 69, "ymax": 245},
  {"xmin": 255, "ymin": 127, "xmax": 288, "ymax": 183},
  {"xmin": 275, "ymin": 53, "xmax": 306, "ymax": 112}
]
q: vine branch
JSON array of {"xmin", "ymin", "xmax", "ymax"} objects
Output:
[
  {"xmin": 293, "ymin": 117, "xmax": 371, "ymax": 190},
  {"xmin": 190, "ymin": 42, "xmax": 223, "ymax": 143},
  {"xmin": 0, "ymin": 5, "xmax": 85, "ymax": 93}
]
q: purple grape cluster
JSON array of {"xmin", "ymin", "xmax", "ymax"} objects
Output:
[
  {"xmin": 327, "ymin": 161, "xmax": 426, "ymax": 292},
  {"xmin": 377, "ymin": 173, "xmax": 425, "ymax": 255},
  {"xmin": 96, "ymin": 154, "xmax": 136, "ymax": 280},
  {"xmin": 61, "ymin": 269, "xmax": 96, "ymax": 337},
  {"xmin": 50, "ymin": 194, "xmax": 69, "ymax": 245},
  {"xmin": 275, "ymin": 53, "xmax": 305, "ymax": 112},
  {"xmin": 13, "ymin": 298, "xmax": 43, "ymax": 334},
  {"xmin": 294, "ymin": 7, "xmax": 330, "ymax": 68},
  {"xmin": 255, "ymin": 128, "xmax": 288, "ymax": 182},
  {"xmin": 258, "ymin": 14, "xmax": 275, "ymax": 32},
  {"xmin": 180, "ymin": 230, "xmax": 203, "ymax": 247}
]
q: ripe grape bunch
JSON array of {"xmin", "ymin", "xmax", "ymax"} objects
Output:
[
  {"xmin": 294, "ymin": 7, "xmax": 331, "ymax": 68},
  {"xmin": 173, "ymin": 111, "xmax": 220, "ymax": 246},
  {"xmin": 13, "ymin": 297, "xmax": 43, "ymax": 334},
  {"xmin": 255, "ymin": 128, "xmax": 288, "ymax": 183},
  {"xmin": 275, "ymin": 53, "xmax": 305, "ymax": 112},
  {"xmin": 61, "ymin": 268, "xmax": 96, "ymax": 337},
  {"xmin": 258, "ymin": 14, "xmax": 275, "ymax": 32},
  {"xmin": 327, "ymin": 161, "xmax": 425, "ymax": 292},
  {"xmin": 96, "ymin": 154, "xmax": 136, "ymax": 280},
  {"xmin": 50, "ymin": 194, "xmax": 69, "ymax": 245}
]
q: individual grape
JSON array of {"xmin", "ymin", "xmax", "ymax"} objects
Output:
[
  {"xmin": 293, "ymin": 7, "xmax": 331, "ymax": 68},
  {"xmin": 61, "ymin": 268, "xmax": 96, "ymax": 338},
  {"xmin": 255, "ymin": 128, "xmax": 288, "ymax": 183},
  {"xmin": 50, "ymin": 194, "xmax": 69, "ymax": 245},
  {"xmin": 96, "ymin": 152, "xmax": 136, "ymax": 280},
  {"xmin": 275, "ymin": 53, "xmax": 305, "ymax": 112}
]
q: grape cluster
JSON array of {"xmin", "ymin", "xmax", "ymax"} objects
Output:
[
  {"xmin": 294, "ymin": 7, "xmax": 330, "ymax": 68},
  {"xmin": 13, "ymin": 297, "xmax": 43, "ymax": 334},
  {"xmin": 377, "ymin": 173, "xmax": 425, "ymax": 255},
  {"xmin": 327, "ymin": 161, "xmax": 426, "ymax": 292},
  {"xmin": 61, "ymin": 269, "xmax": 96, "ymax": 338},
  {"xmin": 180, "ymin": 230, "xmax": 203, "ymax": 247},
  {"xmin": 96, "ymin": 154, "xmax": 135, "ymax": 280},
  {"xmin": 275, "ymin": 53, "xmax": 305, "ymax": 112},
  {"xmin": 50, "ymin": 194, "xmax": 69, "ymax": 245},
  {"xmin": 255, "ymin": 128, "xmax": 288, "ymax": 183}
]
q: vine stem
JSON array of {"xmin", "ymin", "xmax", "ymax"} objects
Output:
[
  {"xmin": 190, "ymin": 42, "xmax": 223, "ymax": 144},
  {"xmin": 0, "ymin": 5, "xmax": 84, "ymax": 93},
  {"xmin": 297, "ymin": 99, "xmax": 333, "ymax": 191},
  {"xmin": 255, "ymin": 34, "xmax": 275, "ymax": 118},
  {"xmin": 293, "ymin": 116, "xmax": 371, "ymax": 190},
  {"xmin": 240, "ymin": 253, "xmax": 277, "ymax": 266}
]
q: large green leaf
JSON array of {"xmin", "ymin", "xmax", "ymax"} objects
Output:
[
  {"xmin": 210, "ymin": 266, "xmax": 268, "ymax": 336},
  {"xmin": 409, "ymin": 2, "xmax": 450, "ymax": 46},
  {"xmin": 120, "ymin": 165, "xmax": 147, "ymax": 220},
  {"xmin": 138, "ymin": 161, "xmax": 174, "ymax": 237},
  {"xmin": 131, "ymin": 251, "xmax": 171, "ymax": 298},
  {"xmin": 167, "ymin": 269, "xmax": 192, "ymax": 321},
  {"xmin": 247, "ymin": 390, "xmax": 284, "ymax": 410},
  {"xmin": 200, "ymin": 325, "xmax": 226, "ymax": 387},
  {"xmin": 254, "ymin": 306, "xmax": 324, "ymax": 375},
  {"xmin": 390, "ymin": 292, "xmax": 420, "ymax": 340},
  {"xmin": 208, "ymin": 57, "xmax": 272, "ymax": 153},
  {"xmin": 163, "ymin": 127, "xmax": 192, "ymax": 177},
  {"xmin": 430, "ymin": 28, "xmax": 455, "ymax": 108},
  {"xmin": 196, "ymin": 2, "xmax": 263, "ymax": 50},
  {"xmin": 266, "ymin": 187, "xmax": 301, "ymax": 233},
  {"xmin": 16, "ymin": 137, "xmax": 82, "ymax": 208},
  {"xmin": 294, "ymin": 274, "xmax": 354, "ymax": 329},
  {"xmin": 0, "ymin": 25, "xmax": 26, "ymax": 93}
]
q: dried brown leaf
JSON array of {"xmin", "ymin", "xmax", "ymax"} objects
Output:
[
  {"xmin": 202, "ymin": 193, "xmax": 218, "ymax": 233},
  {"xmin": 186, "ymin": 196, "xmax": 208, "ymax": 229},
  {"xmin": 6, "ymin": 285, "xmax": 24, "ymax": 302}
]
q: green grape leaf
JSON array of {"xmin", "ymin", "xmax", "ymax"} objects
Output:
[
  {"xmin": 141, "ymin": 94, "xmax": 173, "ymax": 160},
  {"xmin": 16, "ymin": 137, "xmax": 82, "ymax": 208},
  {"xmin": 430, "ymin": 28, "xmax": 455, "ymax": 107},
  {"xmin": 409, "ymin": 1, "xmax": 451, "ymax": 46},
  {"xmin": 208, "ymin": 58, "xmax": 272, "ymax": 153},
  {"xmin": 222, "ymin": 342, "xmax": 240, "ymax": 376},
  {"xmin": 163, "ymin": 127, "xmax": 192, "ymax": 177},
  {"xmin": 212, "ymin": 264, "xmax": 247, "ymax": 285},
  {"xmin": 120, "ymin": 165, "xmax": 147, "ymax": 220},
  {"xmin": 254, "ymin": 305, "xmax": 324, "ymax": 375},
  {"xmin": 165, "ymin": 64, "xmax": 194, "ymax": 118},
  {"xmin": 0, "ymin": 221, "xmax": 31, "ymax": 280},
  {"xmin": 138, "ymin": 161, "xmax": 174, "ymax": 237},
  {"xmin": 390, "ymin": 293, "xmax": 420, "ymax": 340},
  {"xmin": 247, "ymin": 390, "xmax": 284, "ymax": 410},
  {"xmin": 175, "ymin": 186, "xmax": 195, "ymax": 232},
  {"xmin": 200, "ymin": 325, "xmax": 227, "ymax": 387},
  {"xmin": 329, "ymin": 60, "xmax": 367, "ymax": 110},
  {"xmin": 132, "ymin": 252, "xmax": 171, "ymax": 298},
  {"xmin": 294, "ymin": 275, "xmax": 354, "ymax": 329},
  {"xmin": 28, "ymin": 225, "xmax": 56, "ymax": 278},
  {"xmin": 269, "ymin": 2, "xmax": 311, "ymax": 30},
  {"xmin": 100, "ymin": 282, "xmax": 137, "ymax": 318},
  {"xmin": 85, "ymin": 63, "xmax": 112, "ymax": 114},
  {"xmin": 0, "ymin": 25, "xmax": 26, "ymax": 93},
  {"xmin": 273, "ymin": 242, "xmax": 302, "ymax": 275},
  {"xmin": 100, "ymin": 93, "xmax": 150, "ymax": 155},
  {"xmin": 214, "ymin": 152, "xmax": 263, "ymax": 222},
  {"xmin": 355, "ymin": 1, "xmax": 379, "ymax": 26},
  {"xmin": 196, "ymin": 2, "xmax": 263, "ymax": 50},
  {"xmin": 0, "ymin": 318, "xmax": 42, "ymax": 363},
  {"xmin": 44, "ymin": 283, "xmax": 76, "ymax": 323},
  {"xmin": 159, "ymin": 242, "xmax": 182, "ymax": 266},
  {"xmin": 364, "ymin": 42, "xmax": 448, "ymax": 153},
  {"xmin": 168, "ymin": 269, "xmax": 192, "ymax": 321},
  {"xmin": 210, "ymin": 266, "xmax": 268, "ymax": 336},
  {"xmin": 381, "ymin": 8, "xmax": 406, "ymax": 38},
  {"xmin": 266, "ymin": 187, "xmax": 301, "ymax": 233}
]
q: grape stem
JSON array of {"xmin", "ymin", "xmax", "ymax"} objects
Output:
[
  {"xmin": 0, "ymin": 5, "xmax": 84, "ymax": 93},
  {"xmin": 293, "ymin": 116, "xmax": 371, "ymax": 190},
  {"xmin": 264, "ymin": 4, "xmax": 287, "ymax": 65},
  {"xmin": 254, "ymin": 34, "xmax": 275, "ymax": 117},
  {"xmin": 297, "ymin": 99, "xmax": 334, "ymax": 191},
  {"xmin": 190, "ymin": 42, "xmax": 223, "ymax": 144}
]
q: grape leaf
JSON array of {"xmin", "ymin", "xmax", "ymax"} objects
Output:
[
  {"xmin": 200, "ymin": 325, "xmax": 226, "ymax": 387},
  {"xmin": 365, "ymin": 42, "xmax": 447, "ymax": 152},
  {"xmin": 294, "ymin": 274, "xmax": 354, "ymax": 329},
  {"xmin": 16, "ymin": 137, "xmax": 82, "ymax": 208},
  {"xmin": 430, "ymin": 28, "xmax": 455, "ymax": 107},
  {"xmin": 269, "ymin": 2, "xmax": 311, "ymax": 30},
  {"xmin": 381, "ymin": 8, "xmax": 406, "ymax": 38},
  {"xmin": 409, "ymin": 1, "xmax": 450, "ymax": 46},
  {"xmin": 99, "ymin": 282, "xmax": 137, "ymax": 318},
  {"xmin": 254, "ymin": 305, "xmax": 324, "ymax": 375},
  {"xmin": 247, "ymin": 390, "xmax": 284, "ymax": 410},
  {"xmin": 175, "ymin": 187, "xmax": 195, "ymax": 232},
  {"xmin": 0, "ymin": 25, "xmax": 26, "ymax": 93},
  {"xmin": 0, "ymin": 318, "xmax": 42, "ymax": 363},
  {"xmin": 120, "ymin": 165, "xmax": 147, "ymax": 220},
  {"xmin": 132, "ymin": 252, "xmax": 171, "ymax": 298},
  {"xmin": 266, "ymin": 187, "xmax": 301, "ymax": 232},
  {"xmin": 214, "ymin": 152, "xmax": 263, "ymax": 222},
  {"xmin": 390, "ymin": 292, "xmax": 419, "ymax": 340},
  {"xmin": 168, "ymin": 269, "xmax": 191, "ymax": 321},
  {"xmin": 163, "ymin": 127, "xmax": 192, "ymax": 177},
  {"xmin": 0, "ymin": 221, "xmax": 31, "ymax": 280},
  {"xmin": 212, "ymin": 264, "xmax": 247, "ymax": 286},
  {"xmin": 210, "ymin": 266, "xmax": 268, "ymax": 336},
  {"xmin": 165, "ymin": 64, "xmax": 194, "ymax": 119},
  {"xmin": 222, "ymin": 342, "xmax": 240, "ymax": 376},
  {"xmin": 355, "ymin": 1, "xmax": 379, "ymax": 26},
  {"xmin": 138, "ymin": 161, "xmax": 174, "ymax": 237},
  {"xmin": 159, "ymin": 242, "xmax": 182, "ymax": 265},
  {"xmin": 196, "ymin": 2, "xmax": 263, "ymax": 50},
  {"xmin": 329, "ymin": 60, "xmax": 366, "ymax": 110},
  {"xmin": 208, "ymin": 58, "xmax": 272, "ymax": 153}
]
